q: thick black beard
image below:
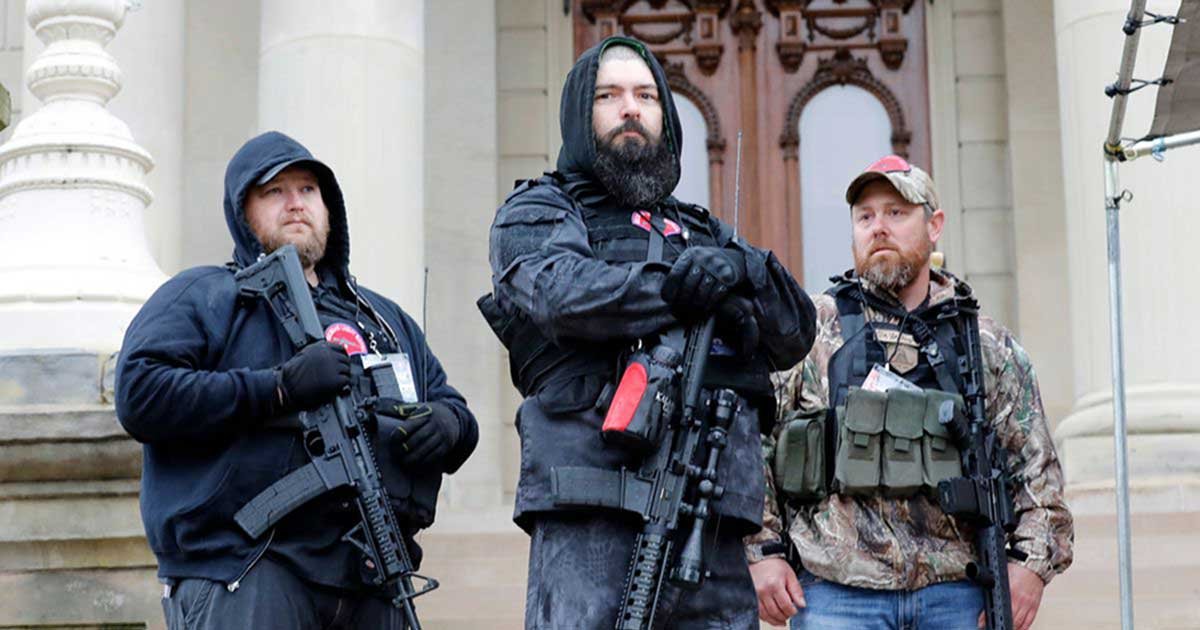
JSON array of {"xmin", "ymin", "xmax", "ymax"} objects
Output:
[{"xmin": 593, "ymin": 123, "xmax": 680, "ymax": 209}]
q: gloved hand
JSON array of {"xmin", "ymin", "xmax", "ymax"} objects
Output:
[
  {"xmin": 376, "ymin": 399, "xmax": 461, "ymax": 468},
  {"xmin": 714, "ymin": 294, "xmax": 760, "ymax": 356},
  {"xmin": 277, "ymin": 341, "xmax": 352, "ymax": 411},
  {"xmin": 661, "ymin": 246, "xmax": 748, "ymax": 317}
]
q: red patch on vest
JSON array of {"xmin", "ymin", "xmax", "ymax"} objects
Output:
[
  {"xmin": 325, "ymin": 322, "xmax": 367, "ymax": 356},
  {"xmin": 631, "ymin": 211, "xmax": 681, "ymax": 237}
]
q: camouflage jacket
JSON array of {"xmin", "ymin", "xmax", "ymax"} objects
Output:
[{"xmin": 745, "ymin": 271, "xmax": 1074, "ymax": 589}]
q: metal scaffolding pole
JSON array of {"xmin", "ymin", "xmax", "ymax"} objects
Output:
[{"xmin": 1102, "ymin": 3, "xmax": 1147, "ymax": 630}]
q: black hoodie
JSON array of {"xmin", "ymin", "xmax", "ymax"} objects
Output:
[
  {"xmin": 116, "ymin": 131, "xmax": 477, "ymax": 584},
  {"xmin": 486, "ymin": 37, "xmax": 816, "ymax": 533},
  {"xmin": 555, "ymin": 37, "xmax": 683, "ymax": 191}
]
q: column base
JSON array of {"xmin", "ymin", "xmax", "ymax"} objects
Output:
[{"xmin": 1056, "ymin": 384, "xmax": 1200, "ymax": 514}]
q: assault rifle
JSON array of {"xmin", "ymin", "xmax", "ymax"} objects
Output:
[
  {"xmin": 936, "ymin": 298, "xmax": 1026, "ymax": 630},
  {"xmin": 233, "ymin": 244, "xmax": 437, "ymax": 629},
  {"xmin": 552, "ymin": 318, "xmax": 736, "ymax": 630}
]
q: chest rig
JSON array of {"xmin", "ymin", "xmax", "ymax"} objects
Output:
[
  {"xmin": 775, "ymin": 278, "xmax": 979, "ymax": 502},
  {"xmin": 481, "ymin": 175, "xmax": 772, "ymax": 410}
]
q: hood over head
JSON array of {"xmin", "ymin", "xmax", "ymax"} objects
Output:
[
  {"xmin": 555, "ymin": 37, "xmax": 684, "ymax": 187},
  {"xmin": 223, "ymin": 131, "xmax": 350, "ymax": 277}
]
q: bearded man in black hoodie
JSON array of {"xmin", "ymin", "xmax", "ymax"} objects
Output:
[
  {"xmin": 482, "ymin": 38, "xmax": 817, "ymax": 628},
  {"xmin": 116, "ymin": 131, "xmax": 478, "ymax": 629}
]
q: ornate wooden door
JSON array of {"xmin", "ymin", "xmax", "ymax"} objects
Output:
[{"xmin": 574, "ymin": 0, "xmax": 930, "ymax": 284}]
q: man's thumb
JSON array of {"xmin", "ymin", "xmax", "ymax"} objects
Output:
[{"xmin": 786, "ymin": 571, "xmax": 807, "ymax": 608}]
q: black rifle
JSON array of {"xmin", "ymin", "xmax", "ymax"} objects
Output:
[
  {"xmin": 613, "ymin": 319, "xmax": 736, "ymax": 630},
  {"xmin": 232, "ymin": 244, "xmax": 436, "ymax": 629},
  {"xmin": 936, "ymin": 300, "xmax": 1025, "ymax": 630},
  {"xmin": 548, "ymin": 319, "xmax": 735, "ymax": 629}
]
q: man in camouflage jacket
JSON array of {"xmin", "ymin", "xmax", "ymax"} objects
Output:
[{"xmin": 746, "ymin": 156, "xmax": 1073, "ymax": 630}]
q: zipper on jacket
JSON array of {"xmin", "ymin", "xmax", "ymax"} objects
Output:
[{"xmin": 226, "ymin": 529, "xmax": 275, "ymax": 593}]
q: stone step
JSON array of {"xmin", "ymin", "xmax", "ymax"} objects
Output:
[
  {"xmin": 0, "ymin": 349, "xmax": 114, "ymax": 406},
  {"xmin": 0, "ymin": 406, "xmax": 140, "ymax": 481},
  {"xmin": 1030, "ymin": 511, "xmax": 1200, "ymax": 629},
  {"xmin": 408, "ymin": 510, "xmax": 1200, "ymax": 629}
]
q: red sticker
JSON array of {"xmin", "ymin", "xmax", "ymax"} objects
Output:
[
  {"xmin": 325, "ymin": 322, "xmax": 367, "ymax": 356},
  {"xmin": 631, "ymin": 211, "xmax": 681, "ymax": 237}
]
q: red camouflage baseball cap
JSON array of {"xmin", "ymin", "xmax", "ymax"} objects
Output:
[{"xmin": 844, "ymin": 155, "xmax": 940, "ymax": 209}]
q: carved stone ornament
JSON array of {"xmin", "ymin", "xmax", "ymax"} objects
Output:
[
  {"xmin": 780, "ymin": 48, "xmax": 912, "ymax": 158},
  {"xmin": 730, "ymin": 0, "xmax": 764, "ymax": 51},
  {"xmin": 582, "ymin": 0, "xmax": 732, "ymax": 75},
  {"xmin": 0, "ymin": 0, "xmax": 164, "ymax": 352},
  {"xmin": 765, "ymin": 0, "xmax": 913, "ymax": 73}
]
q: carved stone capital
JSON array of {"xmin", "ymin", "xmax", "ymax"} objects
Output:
[
  {"xmin": 777, "ymin": 41, "xmax": 805, "ymax": 73},
  {"xmin": 879, "ymin": 38, "xmax": 908, "ymax": 70},
  {"xmin": 730, "ymin": 0, "xmax": 763, "ymax": 51}
]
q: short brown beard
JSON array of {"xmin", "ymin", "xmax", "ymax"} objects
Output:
[
  {"xmin": 254, "ymin": 222, "xmax": 329, "ymax": 270},
  {"xmin": 854, "ymin": 236, "xmax": 932, "ymax": 292}
]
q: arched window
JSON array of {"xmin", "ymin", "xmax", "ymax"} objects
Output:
[
  {"xmin": 799, "ymin": 85, "xmax": 893, "ymax": 290},
  {"xmin": 672, "ymin": 95, "xmax": 710, "ymax": 209}
]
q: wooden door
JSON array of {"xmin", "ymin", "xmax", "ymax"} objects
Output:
[{"xmin": 574, "ymin": 0, "xmax": 930, "ymax": 283}]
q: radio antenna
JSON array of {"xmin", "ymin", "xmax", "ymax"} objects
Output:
[{"xmin": 733, "ymin": 130, "xmax": 743, "ymax": 239}]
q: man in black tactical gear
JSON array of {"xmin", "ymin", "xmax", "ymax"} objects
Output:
[
  {"xmin": 116, "ymin": 131, "xmax": 478, "ymax": 629},
  {"xmin": 481, "ymin": 38, "xmax": 817, "ymax": 629}
]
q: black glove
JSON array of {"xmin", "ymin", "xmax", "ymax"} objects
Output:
[
  {"xmin": 714, "ymin": 294, "xmax": 760, "ymax": 356},
  {"xmin": 277, "ymin": 341, "xmax": 352, "ymax": 411},
  {"xmin": 661, "ymin": 246, "xmax": 748, "ymax": 317},
  {"xmin": 376, "ymin": 399, "xmax": 461, "ymax": 468}
]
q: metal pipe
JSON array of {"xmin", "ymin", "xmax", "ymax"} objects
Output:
[
  {"xmin": 1103, "ymin": 157, "xmax": 1135, "ymax": 630},
  {"xmin": 1121, "ymin": 128, "xmax": 1200, "ymax": 161},
  {"xmin": 1106, "ymin": 0, "xmax": 1150, "ymax": 151}
]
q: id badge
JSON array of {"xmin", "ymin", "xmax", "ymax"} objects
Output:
[
  {"xmin": 360, "ymin": 353, "xmax": 419, "ymax": 402},
  {"xmin": 862, "ymin": 363, "xmax": 921, "ymax": 393}
]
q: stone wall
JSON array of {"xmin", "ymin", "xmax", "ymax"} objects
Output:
[{"xmin": 928, "ymin": 0, "xmax": 1019, "ymax": 332}]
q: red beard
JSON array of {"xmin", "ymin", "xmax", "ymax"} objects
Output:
[{"xmin": 854, "ymin": 237, "xmax": 933, "ymax": 292}]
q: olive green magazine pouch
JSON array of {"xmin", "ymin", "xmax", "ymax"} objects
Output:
[
  {"xmin": 835, "ymin": 387, "xmax": 886, "ymax": 496},
  {"xmin": 774, "ymin": 409, "xmax": 826, "ymax": 502},
  {"xmin": 881, "ymin": 388, "xmax": 926, "ymax": 497},
  {"xmin": 922, "ymin": 390, "xmax": 964, "ymax": 494}
]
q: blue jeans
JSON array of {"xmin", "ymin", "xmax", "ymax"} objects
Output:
[{"xmin": 789, "ymin": 572, "xmax": 983, "ymax": 630}]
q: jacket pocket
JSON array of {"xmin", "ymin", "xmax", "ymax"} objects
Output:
[
  {"xmin": 536, "ymin": 373, "xmax": 606, "ymax": 414},
  {"xmin": 171, "ymin": 461, "xmax": 280, "ymax": 551}
]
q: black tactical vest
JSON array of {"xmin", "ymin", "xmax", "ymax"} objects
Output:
[{"xmin": 483, "ymin": 175, "xmax": 770, "ymax": 533}]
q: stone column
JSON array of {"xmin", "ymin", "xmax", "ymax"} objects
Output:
[
  {"xmin": 0, "ymin": 2, "xmax": 163, "ymax": 627},
  {"xmin": 107, "ymin": 0, "xmax": 186, "ymax": 274},
  {"xmin": 0, "ymin": 0, "xmax": 163, "ymax": 353},
  {"xmin": 1053, "ymin": 0, "xmax": 1200, "ymax": 513},
  {"xmin": 257, "ymin": 0, "xmax": 425, "ymax": 316}
]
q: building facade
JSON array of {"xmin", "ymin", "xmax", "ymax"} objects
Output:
[{"xmin": 0, "ymin": 0, "xmax": 1196, "ymax": 628}]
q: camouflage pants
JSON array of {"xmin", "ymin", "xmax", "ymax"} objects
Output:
[{"xmin": 524, "ymin": 513, "xmax": 759, "ymax": 630}]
